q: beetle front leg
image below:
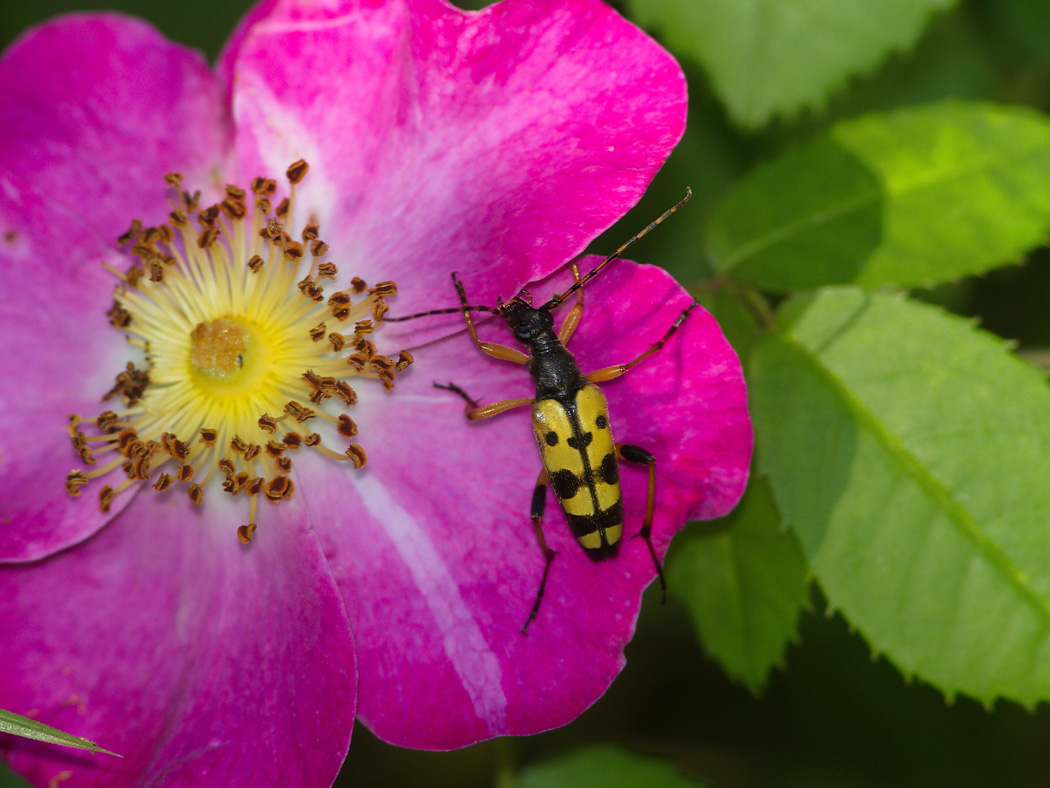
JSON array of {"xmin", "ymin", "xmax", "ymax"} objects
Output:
[
  {"xmin": 434, "ymin": 382, "xmax": 533, "ymax": 420},
  {"xmin": 585, "ymin": 300, "xmax": 699, "ymax": 384},
  {"xmin": 451, "ymin": 273, "xmax": 530, "ymax": 365},
  {"xmin": 617, "ymin": 443, "xmax": 666, "ymax": 603},
  {"xmin": 556, "ymin": 262, "xmax": 584, "ymax": 345}
]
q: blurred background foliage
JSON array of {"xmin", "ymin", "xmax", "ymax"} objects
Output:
[{"xmin": 6, "ymin": 0, "xmax": 1050, "ymax": 786}]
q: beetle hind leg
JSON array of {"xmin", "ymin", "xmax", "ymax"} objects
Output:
[
  {"xmin": 522, "ymin": 468, "xmax": 558, "ymax": 634},
  {"xmin": 617, "ymin": 443, "xmax": 666, "ymax": 603}
]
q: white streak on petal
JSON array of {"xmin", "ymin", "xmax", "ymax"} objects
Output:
[{"xmin": 355, "ymin": 473, "xmax": 508, "ymax": 731}]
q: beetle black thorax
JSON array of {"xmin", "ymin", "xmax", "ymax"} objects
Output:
[{"xmin": 500, "ymin": 298, "xmax": 586, "ymax": 402}]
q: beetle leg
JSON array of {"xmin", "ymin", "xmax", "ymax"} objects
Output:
[
  {"xmin": 585, "ymin": 300, "xmax": 699, "ymax": 383},
  {"xmin": 434, "ymin": 382, "xmax": 533, "ymax": 421},
  {"xmin": 556, "ymin": 262, "xmax": 584, "ymax": 345},
  {"xmin": 617, "ymin": 443, "xmax": 666, "ymax": 604},
  {"xmin": 452, "ymin": 273, "xmax": 530, "ymax": 364},
  {"xmin": 523, "ymin": 467, "xmax": 558, "ymax": 634}
]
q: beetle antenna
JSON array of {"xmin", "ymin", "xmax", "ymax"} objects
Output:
[
  {"xmin": 541, "ymin": 187, "xmax": 692, "ymax": 310},
  {"xmin": 386, "ymin": 304, "xmax": 500, "ymax": 322}
]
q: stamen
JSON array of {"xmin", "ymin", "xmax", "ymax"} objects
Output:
[{"xmin": 67, "ymin": 160, "xmax": 411, "ymax": 540}]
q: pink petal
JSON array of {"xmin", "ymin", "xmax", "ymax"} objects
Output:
[
  {"xmin": 304, "ymin": 260, "xmax": 750, "ymax": 748},
  {"xmin": 0, "ymin": 178, "xmax": 135, "ymax": 560},
  {"xmin": 0, "ymin": 14, "xmax": 233, "ymax": 560},
  {"xmin": 0, "ymin": 14, "xmax": 232, "ymax": 241},
  {"xmin": 0, "ymin": 489, "xmax": 356, "ymax": 788},
  {"xmin": 226, "ymin": 0, "xmax": 687, "ymax": 338}
]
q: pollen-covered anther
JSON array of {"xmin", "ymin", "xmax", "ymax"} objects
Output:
[
  {"xmin": 105, "ymin": 362, "xmax": 149, "ymax": 403},
  {"xmin": 153, "ymin": 473, "xmax": 175, "ymax": 492},
  {"xmin": 370, "ymin": 281, "xmax": 398, "ymax": 297},
  {"xmin": 286, "ymin": 159, "xmax": 310, "ymax": 185},
  {"xmin": 97, "ymin": 411, "xmax": 124, "ymax": 431},
  {"xmin": 298, "ymin": 275, "xmax": 324, "ymax": 302},
  {"xmin": 345, "ymin": 444, "xmax": 367, "ymax": 469},
  {"xmin": 283, "ymin": 241, "xmax": 305, "ymax": 261},
  {"xmin": 67, "ymin": 163, "xmax": 407, "ymax": 535},
  {"xmin": 258, "ymin": 414, "xmax": 280, "ymax": 434},
  {"xmin": 238, "ymin": 523, "xmax": 257, "ymax": 543},
  {"xmin": 99, "ymin": 485, "xmax": 115, "ymax": 513},
  {"xmin": 265, "ymin": 476, "xmax": 295, "ymax": 502},
  {"xmin": 337, "ymin": 415, "xmax": 358, "ymax": 438},
  {"xmin": 328, "ymin": 291, "xmax": 352, "ymax": 321},
  {"xmin": 335, "ymin": 381, "xmax": 358, "ymax": 405},
  {"xmin": 285, "ymin": 401, "xmax": 316, "ymax": 423},
  {"xmin": 66, "ymin": 470, "xmax": 89, "ymax": 496}
]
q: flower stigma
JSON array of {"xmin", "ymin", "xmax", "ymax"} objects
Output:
[{"xmin": 66, "ymin": 160, "xmax": 412, "ymax": 543}]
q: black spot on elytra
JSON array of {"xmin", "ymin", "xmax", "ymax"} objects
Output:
[
  {"xmin": 599, "ymin": 453, "xmax": 619, "ymax": 485},
  {"xmin": 566, "ymin": 432, "xmax": 593, "ymax": 450},
  {"xmin": 550, "ymin": 469, "xmax": 581, "ymax": 500},
  {"xmin": 545, "ymin": 431, "xmax": 558, "ymax": 446},
  {"xmin": 595, "ymin": 414, "xmax": 608, "ymax": 429}
]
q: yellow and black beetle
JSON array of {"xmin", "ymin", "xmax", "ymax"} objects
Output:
[{"xmin": 389, "ymin": 191, "xmax": 695, "ymax": 631}]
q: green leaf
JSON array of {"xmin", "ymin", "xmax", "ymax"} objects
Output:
[
  {"xmin": 519, "ymin": 745, "xmax": 709, "ymax": 788},
  {"xmin": 623, "ymin": 0, "xmax": 955, "ymax": 128},
  {"xmin": 708, "ymin": 103, "xmax": 1050, "ymax": 291},
  {"xmin": 985, "ymin": 0, "xmax": 1050, "ymax": 70},
  {"xmin": 669, "ymin": 478, "xmax": 809, "ymax": 693},
  {"xmin": 750, "ymin": 288, "xmax": 1050, "ymax": 706},
  {"xmin": 0, "ymin": 708, "xmax": 118, "ymax": 757},
  {"xmin": 0, "ymin": 763, "xmax": 31, "ymax": 788}
]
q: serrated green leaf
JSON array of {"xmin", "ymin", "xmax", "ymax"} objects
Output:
[
  {"xmin": 751, "ymin": 288, "xmax": 1050, "ymax": 706},
  {"xmin": 623, "ymin": 0, "xmax": 955, "ymax": 128},
  {"xmin": 669, "ymin": 478, "xmax": 809, "ymax": 693},
  {"xmin": 709, "ymin": 102, "xmax": 1050, "ymax": 291},
  {"xmin": 0, "ymin": 708, "xmax": 118, "ymax": 756},
  {"xmin": 519, "ymin": 745, "xmax": 708, "ymax": 788}
]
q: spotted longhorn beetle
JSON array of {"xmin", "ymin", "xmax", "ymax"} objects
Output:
[{"xmin": 389, "ymin": 190, "xmax": 695, "ymax": 632}]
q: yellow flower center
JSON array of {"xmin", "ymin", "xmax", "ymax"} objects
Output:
[{"xmin": 66, "ymin": 160, "xmax": 411, "ymax": 542}]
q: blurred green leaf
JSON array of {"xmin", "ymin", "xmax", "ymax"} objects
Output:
[
  {"xmin": 0, "ymin": 763, "xmax": 30, "ymax": 788},
  {"xmin": 669, "ymin": 478, "xmax": 808, "ymax": 693},
  {"xmin": 708, "ymin": 102, "xmax": 1050, "ymax": 291},
  {"xmin": 622, "ymin": 0, "xmax": 955, "ymax": 128},
  {"xmin": 697, "ymin": 287, "xmax": 764, "ymax": 364},
  {"xmin": 519, "ymin": 745, "xmax": 708, "ymax": 788},
  {"xmin": 0, "ymin": 708, "xmax": 118, "ymax": 756},
  {"xmin": 751, "ymin": 287, "xmax": 1050, "ymax": 706},
  {"xmin": 984, "ymin": 0, "xmax": 1050, "ymax": 71}
]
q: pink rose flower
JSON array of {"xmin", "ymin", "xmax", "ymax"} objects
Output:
[{"xmin": 0, "ymin": 1, "xmax": 752, "ymax": 786}]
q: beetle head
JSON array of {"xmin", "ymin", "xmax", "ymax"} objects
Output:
[{"xmin": 499, "ymin": 297, "xmax": 553, "ymax": 343}]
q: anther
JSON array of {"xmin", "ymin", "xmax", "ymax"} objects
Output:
[{"xmin": 345, "ymin": 444, "xmax": 367, "ymax": 468}]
